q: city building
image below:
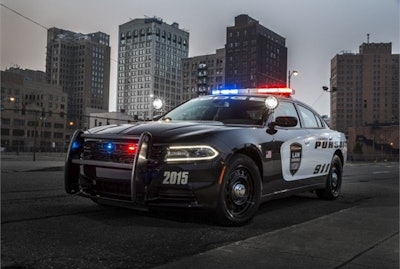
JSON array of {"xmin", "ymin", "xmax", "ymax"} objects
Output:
[
  {"xmin": 46, "ymin": 27, "xmax": 111, "ymax": 129},
  {"xmin": 225, "ymin": 14, "xmax": 287, "ymax": 89},
  {"xmin": 117, "ymin": 17, "xmax": 189, "ymax": 120},
  {"xmin": 1, "ymin": 68, "xmax": 68, "ymax": 152},
  {"xmin": 182, "ymin": 48, "xmax": 225, "ymax": 100},
  {"xmin": 330, "ymin": 42, "xmax": 399, "ymax": 160}
]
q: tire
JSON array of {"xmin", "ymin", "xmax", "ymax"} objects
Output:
[
  {"xmin": 316, "ymin": 155, "xmax": 343, "ymax": 200},
  {"xmin": 215, "ymin": 154, "xmax": 261, "ymax": 226}
]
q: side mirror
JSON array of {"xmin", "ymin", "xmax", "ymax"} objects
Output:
[{"xmin": 267, "ymin": 116, "xmax": 298, "ymax": 134}]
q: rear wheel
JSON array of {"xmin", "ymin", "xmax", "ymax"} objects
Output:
[
  {"xmin": 316, "ymin": 155, "xmax": 343, "ymax": 200},
  {"xmin": 215, "ymin": 154, "xmax": 261, "ymax": 226}
]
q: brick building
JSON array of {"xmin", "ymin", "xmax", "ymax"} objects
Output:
[
  {"xmin": 330, "ymin": 42, "xmax": 399, "ymax": 160},
  {"xmin": 1, "ymin": 68, "xmax": 69, "ymax": 152}
]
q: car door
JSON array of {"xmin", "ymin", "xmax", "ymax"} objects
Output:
[
  {"xmin": 263, "ymin": 100, "xmax": 311, "ymax": 194},
  {"xmin": 275, "ymin": 102, "xmax": 332, "ymax": 183},
  {"xmin": 297, "ymin": 104, "xmax": 345, "ymax": 178},
  {"xmin": 294, "ymin": 104, "xmax": 336, "ymax": 180}
]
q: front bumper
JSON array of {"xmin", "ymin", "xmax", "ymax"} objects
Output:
[
  {"xmin": 77, "ymin": 161, "xmax": 221, "ymax": 209},
  {"xmin": 66, "ymin": 131, "xmax": 224, "ymax": 210}
]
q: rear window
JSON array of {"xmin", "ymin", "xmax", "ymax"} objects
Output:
[{"xmin": 297, "ymin": 105, "xmax": 326, "ymax": 128}]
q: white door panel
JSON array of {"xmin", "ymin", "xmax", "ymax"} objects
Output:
[{"xmin": 280, "ymin": 130, "xmax": 345, "ymax": 181}]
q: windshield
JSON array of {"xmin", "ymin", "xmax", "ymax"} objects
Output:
[{"xmin": 162, "ymin": 95, "xmax": 269, "ymax": 125}]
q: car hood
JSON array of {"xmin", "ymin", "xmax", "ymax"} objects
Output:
[{"xmin": 85, "ymin": 121, "xmax": 242, "ymax": 141}]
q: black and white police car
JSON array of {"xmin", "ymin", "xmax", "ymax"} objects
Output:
[{"xmin": 65, "ymin": 87, "xmax": 347, "ymax": 226}]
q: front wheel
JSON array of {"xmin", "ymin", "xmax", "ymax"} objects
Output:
[
  {"xmin": 316, "ymin": 155, "xmax": 343, "ymax": 200},
  {"xmin": 214, "ymin": 154, "xmax": 261, "ymax": 226}
]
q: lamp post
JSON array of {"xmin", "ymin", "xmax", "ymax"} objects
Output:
[
  {"xmin": 33, "ymin": 111, "xmax": 38, "ymax": 161},
  {"xmin": 39, "ymin": 116, "xmax": 47, "ymax": 152},
  {"xmin": 8, "ymin": 97, "xmax": 16, "ymax": 153},
  {"xmin": 149, "ymin": 94, "xmax": 155, "ymax": 120},
  {"xmin": 32, "ymin": 110, "xmax": 47, "ymax": 160},
  {"xmin": 287, "ymin": 70, "xmax": 298, "ymax": 87}
]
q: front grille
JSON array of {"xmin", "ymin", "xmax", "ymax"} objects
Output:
[
  {"xmin": 98, "ymin": 179, "xmax": 131, "ymax": 200},
  {"xmin": 79, "ymin": 139, "xmax": 189, "ymax": 204},
  {"xmin": 82, "ymin": 139, "xmax": 139, "ymax": 164},
  {"xmin": 157, "ymin": 188, "xmax": 196, "ymax": 202},
  {"xmin": 80, "ymin": 174, "xmax": 132, "ymax": 201}
]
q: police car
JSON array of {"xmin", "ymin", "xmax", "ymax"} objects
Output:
[{"xmin": 65, "ymin": 87, "xmax": 347, "ymax": 226}]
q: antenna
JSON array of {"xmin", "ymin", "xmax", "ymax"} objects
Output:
[{"xmin": 367, "ymin": 33, "xmax": 370, "ymax": 43}]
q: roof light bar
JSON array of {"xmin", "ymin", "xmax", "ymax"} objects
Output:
[
  {"xmin": 212, "ymin": 89, "xmax": 239, "ymax": 95},
  {"xmin": 212, "ymin": 87, "xmax": 294, "ymax": 96},
  {"xmin": 256, "ymin": 87, "xmax": 294, "ymax": 95}
]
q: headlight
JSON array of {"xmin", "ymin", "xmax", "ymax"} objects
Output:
[{"xmin": 166, "ymin": 145, "xmax": 219, "ymax": 162}]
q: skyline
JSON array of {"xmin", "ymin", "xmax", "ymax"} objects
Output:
[{"xmin": 1, "ymin": 0, "xmax": 399, "ymax": 116}]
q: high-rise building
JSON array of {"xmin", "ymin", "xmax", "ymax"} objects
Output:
[
  {"xmin": 1, "ymin": 68, "xmax": 68, "ymax": 152},
  {"xmin": 117, "ymin": 17, "xmax": 189, "ymax": 120},
  {"xmin": 330, "ymin": 42, "xmax": 399, "ymax": 160},
  {"xmin": 225, "ymin": 14, "xmax": 287, "ymax": 89},
  {"xmin": 182, "ymin": 48, "xmax": 225, "ymax": 100},
  {"xmin": 330, "ymin": 42, "xmax": 399, "ymax": 133},
  {"xmin": 46, "ymin": 27, "xmax": 110, "ymax": 129}
]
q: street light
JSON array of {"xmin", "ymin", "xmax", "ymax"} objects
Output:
[{"xmin": 287, "ymin": 70, "xmax": 298, "ymax": 87}]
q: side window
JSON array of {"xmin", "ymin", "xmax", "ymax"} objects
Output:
[
  {"xmin": 297, "ymin": 105, "xmax": 324, "ymax": 128},
  {"xmin": 273, "ymin": 101, "xmax": 300, "ymax": 128}
]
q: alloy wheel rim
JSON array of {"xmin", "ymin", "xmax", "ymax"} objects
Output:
[
  {"xmin": 331, "ymin": 167, "xmax": 340, "ymax": 195},
  {"xmin": 225, "ymin": 168, "xmax": 254, "ymax": 216}
]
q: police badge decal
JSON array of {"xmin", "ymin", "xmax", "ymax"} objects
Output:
[{"xmin": 290, "ymin": 143, "xmax": 302, "ymax": 175}]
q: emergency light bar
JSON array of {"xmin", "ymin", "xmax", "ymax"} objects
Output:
[
  {"xmin": 211, "ymin": 89, "xmax": 239, "ymax": 95},
  {"xmin": 212, "ymin": 87, "xmax": 294, "ymax": 96},
  {"xmin": 257, "ymin": 87, "xmax": 294, "ymax": 95}
]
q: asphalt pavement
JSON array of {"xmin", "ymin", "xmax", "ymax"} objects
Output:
[
  {"xmin": 1, "ymin": 152, "xmax": 65, "ymax": 173},
  {"xmin": 155, "ymin": 202, "xmax": 399, "ymax": 269},
  {"xmin": 1, "ymin": 153, "xmax": 399, "ymax": 269}
]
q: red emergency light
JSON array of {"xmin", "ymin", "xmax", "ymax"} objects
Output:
[{"xmin": 256, "ymin": 87, "xmax": 295, "ymax": 96}]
